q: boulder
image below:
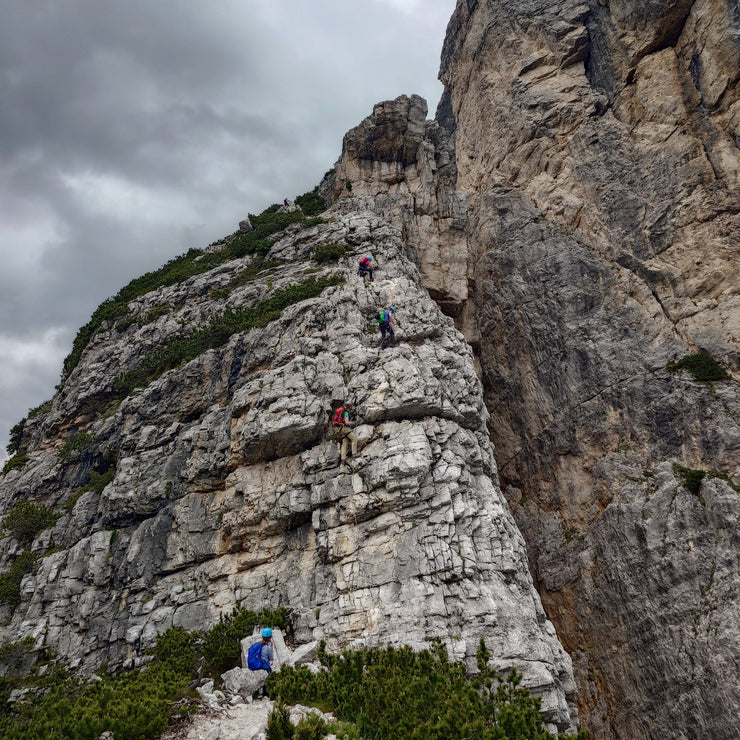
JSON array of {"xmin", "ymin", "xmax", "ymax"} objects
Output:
[
  {"xmin": 290, "ymin": 641, "xmax": 319, "ymax": 666},
  {"xmin": 221, "ymin": 666, "xmax": 267, "ymax": 698}
]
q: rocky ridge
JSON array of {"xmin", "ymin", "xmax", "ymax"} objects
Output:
[{"xmin": 0, "ymin": 210, "xmax": 577, "ymax": 731}]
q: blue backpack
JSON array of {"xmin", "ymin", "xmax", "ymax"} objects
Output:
[{"xmin": 247, "ymin": 641, "xmax": 264, "ymax": 671}]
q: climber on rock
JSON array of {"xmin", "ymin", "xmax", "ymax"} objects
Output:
[
  {"xmin": 358, "ymin": 255, "xmax": 374, "ymax": 282},
  {"xmin": 333, "ymin": 402, "xmax": 358, "ymax": 463},
  {"xmin": 378, "ymin": 306, "xmax": 396, "ymax": 349}
]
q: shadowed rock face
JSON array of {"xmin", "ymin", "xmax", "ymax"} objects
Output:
[
  {"xmin": 0, "ymin": 212, "xmax": 578, "ymax": 732},
  {"xmin": 327, "ymin": 1, "xmax": 740, "ymax": 738}
]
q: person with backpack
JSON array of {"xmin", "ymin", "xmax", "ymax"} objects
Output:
[
  {"xmin": 358, "ymin": 256, "xmax": 374, "ymax": 282},
  {"xmin": 377, "ymin": 306, "xmax": 396, "ymax": 349},
  {"xmin": 247, "ymin": 628, "xmax": 275, "ymax": 675},
  {"xmin": 246, "ymin": 627, "xmax": 275, "ymax": 697},
  {"xmin": 333, "ymin": 402, "xmax": 358, "ymax": 462}
]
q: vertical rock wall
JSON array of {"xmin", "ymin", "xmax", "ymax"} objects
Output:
[{"xmin": 437, "ymin": 1, "xmax": 739, "ymax": 738}]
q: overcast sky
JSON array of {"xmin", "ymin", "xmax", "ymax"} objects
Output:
[{"xmin": 0, "ymin": 0, "xmax": 455, "ymax": 460}]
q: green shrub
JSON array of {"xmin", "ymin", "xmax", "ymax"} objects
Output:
[
  {"xmin": 0, "ymin": 645, "xmax": 191, "ymax": 740},
  {"xmin": 114, "ymin": 274, "xmax": 344, "ymax": 398},
  {"xmin": 267, "ymin": 698, "xmax": 295, "ymax": 740},
  {"xmin": 2, "ymin": 501, "xmax": 58, "ymax": 546},
  {"xmin": 224, "ymin": 209, "xmax": 307, "ymax": 260},
  {"xmin": 707, "ymin": 469, "xmax": 740, "ymax": 492},
  {"xmin": 667, "ymin": 353, "xmax": 730, "ymax": 381},
  {"xmin": 2, "ymin": 449, "xmax": 30, "ymax": 475},
  {"xmin": 674, "ymin": 465, "xmax": 706, "ymax": 496},
  {"xmin": 313, "ymin": 242, "xmax": 347, "ymax": 263},
  {"xmin": 115, "ymin": 315, "xmax": 139, "ymax": 332},
  {"xmin": 148, "ymin": 626, "xmax": 199, "ymax": 676},
  {"xmin": 6, "ymin": 420, "xmax": 26, "ymax": 456},
  {"xmin": 267, "ymin": 639, "xmax": 585, "ymax": 740},
  {"xmin": 295, "ymin": 189, "xmax": 326, "ymax": 217},
  {"xmin": 294, "ymin": 712, "xmax": 326, "ymax": 740},
  {"xmin": 59, "ymin": 430, "xmax": 97, "ymax": 462},
  {"xmin": 28, "ymin": 400, "xmax": 52, "ymax": 419},
  {"xmin": 202, "ymin": 605, "xmax": 288, "ymax": 676},
  {"xmin": 6, "ymin": 398, "xmax": 52, "ymax": 455},
  {"xmin": 0, "ymin": 552, "xmax": 39, "ymax": 607},
  {"xmin": 143, "ymin": 305, "xmax": 171, "ymax": 323},
  {"xmin": 0, "ymin": 637, "xmax": 35, "ymax": 675}
]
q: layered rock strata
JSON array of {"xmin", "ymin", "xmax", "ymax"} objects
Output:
[
  {"xmin": 327, "ymin": 2, "xmax": 740, "ymax": 738},
  {"xmin": 0, "ymin": 211, "xmax": 577, "ymax": 731}
]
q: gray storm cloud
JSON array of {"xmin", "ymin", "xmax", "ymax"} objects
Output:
[{"xmin": 0, "ymin": 0, "xmax": 454, "ymax": 459}]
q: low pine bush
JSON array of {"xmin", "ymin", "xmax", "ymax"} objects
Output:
[
  {"xmin": 667, "ymin": 352, "xmax": 730, "ymax": 381},
  {"xmin": 0, "ymin": 551, "xmax": 39, "ymax": 607},
  {"xmin": 60, "ymin": 204, "xmax": 319, "ymax": 382},
  {"xmin": 80, "ymin": 467, "xmax": 116, "ymax": 495},
  {"xmin": 59, "ymin": 430, "xmax": 97, "ymax": 463},
  {"xmin": 295, "ymin": 188, "xmax": 326, "ymax": 217},
  {"xmin": 226, "ymin": 257, "xmax": 285, "ymax": 292},
  {"xmin": 267, "ymin": 699, "xmax": 295, "ymax": 740},
  {"xmin": 6, "ymin": 420, "xmax": 26, "ymax": 456},
  {"xmin": 267, "ymin": 639, "xmax": 586, "ymax": 740},
  {"xmin": 313, "ymin": 242, "xmax": 347, "ymax": 263},
  {"xmin": 2, "ymin": 449, "xmax": 30, "ymax": 475},
  {"xmin": 2, "ymin": 501, "xmax": 58, "ymax": 546},
  {"xmin": 674, "ymin": 465, "xmax": 706, "ymax": 496},
  {"xmin": 294, "ymin": 713, "xmax": 327, "ymax": 740}
]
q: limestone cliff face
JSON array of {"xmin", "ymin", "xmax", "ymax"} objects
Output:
[
  {"xmin": 0, "ymin": 212, "xmax": 577, "ymax": 730},
  {"xmin": 328, "ymin": 2, "xmax": 740, "ymax": 739}
]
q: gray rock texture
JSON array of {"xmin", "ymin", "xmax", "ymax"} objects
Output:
[
  {"xmin": 325, "ymin": 2, "xmax": 740, "ymax": 738},
  {"xmin": 0, "ymin": 211, "xmax": 577, "ymax": 731}
]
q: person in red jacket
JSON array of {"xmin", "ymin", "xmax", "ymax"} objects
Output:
[
  {"xmin": 333, "ymin": 403, "xmax": 358, "ymax": 462},
  {"xmin": 358, "ymin": 256, "xmax": 374, "ymax": 282}
]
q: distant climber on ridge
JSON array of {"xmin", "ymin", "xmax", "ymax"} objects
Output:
[
  {"xmin": 378, "ymin": 307, "xmax": 396, "ymax": 350},
  {"xmin": 333, "ymin": 402, "xmax": 358, "ymax": 463},
  {"xmin": 358, "ymin": 255, "xmax": 374, "ymax": 282}
]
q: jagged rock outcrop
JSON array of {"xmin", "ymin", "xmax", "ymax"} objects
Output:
[
  {"xmin": 330, "ymin": 94, "xmax": 469, "ymax": 318},
  {"xmin": 327, "ymin": 2, "xmax": 740, "ymax": 739},
  {"xmin": 0, "ymin": 211, "xmax": 577, "ymax": 730}
]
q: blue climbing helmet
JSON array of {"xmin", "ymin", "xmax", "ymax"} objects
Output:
[
  {"xmin": 391, "ymin": 306, "xmax": 396, "ymax": 313},
  {"xmin": 262, "ymin": 628, "xmax": 272, "ymax": 638}
]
